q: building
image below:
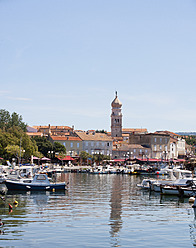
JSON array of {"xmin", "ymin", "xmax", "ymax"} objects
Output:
[
  {"xmin": 129, "ymin": 132, "xmax": 170, "ymax": 159},
  {"xmin": 49, "ymin": 136, "xmax": 82, "ymax": 156},
  {"xmin": 156, "ymin": 131, "xmax": 186, "ymax": 159},
  {"xmin": 33, "ymin": 124, "xmax": 74, "ymax": 136},
  {"xmin": 111, "ymin": 92, "xmax": 123, "ymax": 138},
  {"xmin": 112, "ymin": 143, "xmax": 151, "ymax": 160},
  {"xmin": 75, "ymin": 131, "xmax": 113, "ymax": 156},
  {"xmin": 122, "ymin": 128, "xmax": 148, "ymax": 135},
  {"xmin": 26, "ymin": 126, "xmax": 43, "ymax": 138}
]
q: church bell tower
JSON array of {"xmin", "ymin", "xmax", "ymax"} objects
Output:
[{"xmin": 111, "ymin": 91, "xmax": 122, "ymax": 138}]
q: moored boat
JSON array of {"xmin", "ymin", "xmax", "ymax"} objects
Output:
[
  {"xmin": 161, "ymin": 185, "xmax": 196, "ymax": 197},
  {"xmin": 5, "ymin": 173, "xmax": 67, "ymax": 191},
  {"xmin": 137, "ymin": 178, "xmax": 157, "ymax": 190}
]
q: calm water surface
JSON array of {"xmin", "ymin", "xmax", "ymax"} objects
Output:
[{"xmin": 0, "ymin": 173, "xmax": 196, "ymax": 248}]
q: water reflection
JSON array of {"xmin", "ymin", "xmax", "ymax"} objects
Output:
[
  {"xmin": 0, "ymin": 174, "xmax": 195, "ymax": 247},
  {"xmin": 189, "ymin": 212, "xmax": 196, "ymax": 246},
  {"xmin": 109, "ymin": 176, "xmax": 123, "ymax": 247}
]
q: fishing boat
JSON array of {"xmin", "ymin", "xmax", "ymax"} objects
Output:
[{"xmin": 5, "ymin": 174, "xmax": 67, "ymax": 191}]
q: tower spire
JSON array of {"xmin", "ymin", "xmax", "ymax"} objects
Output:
[{"xmin": 111, "ymin": 92, "xmax": 122, "ymax": 138}]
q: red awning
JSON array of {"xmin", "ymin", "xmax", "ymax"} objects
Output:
[
  {"xmin": 113, "ymin": 159, "xmax": 125, "ymax": 162},
  {"xmin": 136, "ymin": 158, "xmax": 162, "ymax": 162},
  {"xmin": 57, "ymin": 156, "xmax": 75, "ymax": 161}
]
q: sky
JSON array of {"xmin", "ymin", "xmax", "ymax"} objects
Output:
[{"xmin": 0, "ymin": 0, "xmax": 196, "ymax": 133}]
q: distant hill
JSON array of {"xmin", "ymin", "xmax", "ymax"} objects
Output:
[{"xmin": 176, "ymin": 132, "xmax": 196, "ymax": 136}]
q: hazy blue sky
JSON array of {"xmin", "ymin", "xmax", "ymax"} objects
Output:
[{"xmin": 0, "ymin": 0, "xmax": 196, "ymax": 132}]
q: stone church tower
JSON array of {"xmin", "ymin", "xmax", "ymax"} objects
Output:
[{"xmin": 111, "ymin": 92, "xmax": 122, "ymax": 138}]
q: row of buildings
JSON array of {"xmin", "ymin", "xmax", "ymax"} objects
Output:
[{"xmin": 26, "ymin": 92, "xmax": 195, "ymax": 161}]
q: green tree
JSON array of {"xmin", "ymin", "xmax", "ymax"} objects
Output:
[
  {"xmin": 54, "ymin": 142, "xmax": 66, "ymax": 155},
  {"xmin": 9, "ymin": 112, "xmax": 27, "ymax": 131},
  {"xmin": 0, "ymin": 109, "xmax": 27, "ymax": 131},
  {"xmin": 0, "ymin": 109, "xmax": 11, "ymax": 130},
  {"xmin": 185, "ymin": 135, "xmax": 196, "ymax": 146},
  {"xmin": 0, "ymin": 126, "xmax": 38, "ymax": 162},
  {"xmin": 80, "ymin": 151, "xmax": 91, "ymax": 164},
  {"xmin": 31, "ymin": 136, "xmax": 53, "ymax": 157},
  {"xmin": 5, "ymin": 145, "xmax": 22, "ymax": 164},
  {"xmin": 95, "ymin": 129, "xmax": 107, "ymax": 134}
]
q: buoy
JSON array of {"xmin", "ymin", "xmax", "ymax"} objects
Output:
[
  {"xmin": 189, "ymin": 197, "xmax": 195, "ymax": 203},
  {"xmin": 9, "ymin": 204, "xmax": 13, "ymax": 210},
  {"xmin": 52, "ymin": 188, "xmax": 55, "ymax": 192},
  {"xmin": 13, "ymin": 200, "xmax": 18, "ymax": 205}
]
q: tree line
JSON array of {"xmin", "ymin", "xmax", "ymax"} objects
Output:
[
  {"xmin": 0, "ymin": 109, "xmax": 110, "ymax": 165},
  {"xmin": 0, "ymin": 109, "xmax": 66, "ymax": 164}
]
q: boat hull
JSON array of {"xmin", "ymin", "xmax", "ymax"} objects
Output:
[
  {"xmin": 161, "ymin": 186, "xmax": 196, "ymax": 197},
  {"xmin": 5, "ymin": 180, "xmax": 66, "ymax": 191}
]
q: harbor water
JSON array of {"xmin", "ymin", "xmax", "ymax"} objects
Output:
[{"xmin": 0, "ymin": 173, "xmax": 196, "ymax": 248}]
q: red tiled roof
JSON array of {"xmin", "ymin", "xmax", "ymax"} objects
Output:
[
  {"xmin": 122, "ymin": 128, "xmax": 147, "ymax": 132},
  {"xmin": 33, "ymin": 125, "xmax": 72, "ymax": 130},
  {"xmin": 50, "ymin": 136, "xmax": 82, "ymax": 141},
  {"xmin": 26, "ymin": 132, "xmax": 43, "ymax": 137},
  {"xmin": 155, "ymin": 130, "xmax": 181, "ymax": 137}
]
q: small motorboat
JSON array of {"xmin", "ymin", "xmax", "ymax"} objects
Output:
[
  {"xmin": 161, "ymin": 184, "xmax": 196, "ymax": 197},
  {"xmin": 137, "ymin": 178, "xmax": 157, "ymax": 190},
  {"xmin": 5, "ymin": 174, "xmax": 67, "ymax": 191}
]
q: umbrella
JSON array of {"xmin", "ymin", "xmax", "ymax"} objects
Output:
[
  {"xmin": 32, "ymin": 156, "xmax": 40, "ymax": 160},
  {"xmin": 41, "ymin": 157, "xmax": 51, "ymax": 161}
]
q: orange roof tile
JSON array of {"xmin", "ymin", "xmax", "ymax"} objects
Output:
[
  {"xmin": 76, "ymin": 132, "xmax": 112, "ymax": 141},
  {"xmin": 26, "ymin": 132, "xmax": 43, "ymax": 136},
  {"xmin": 50, "ymin": 136, "xmax": 82, "ymax": 141}
]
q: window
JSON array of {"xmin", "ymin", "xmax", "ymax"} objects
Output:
[
  {"xmin": 77, "ymin": 143, "xmax": 79, "ymax": 148},
  {"xmin": 86, "ymin": 141, "xmax": 88, "ymax": 146},
  {"xmin": 91, "ymin": 142, "xmax": 94, "ymax": 147},
  {"xmin": 160, "ymin": 145, "xmax": 162, "ymax": 150},
  {"xmin": 134, "ymin": 149, "xmax": 136, "ymax": 153},
  {"xmin": 70, "ymin": 142, "xmax": 73, "ymax": 148},
  {"xmin": 154, "ymin": 138, "xmax": 157, "ymax": 142},
  {"xmin": 165, "ymin": 138, "xmax": 167, "ymax": 143},
  {"xmin": 63, "ymin": 142, "xmax": 66, "ymax": 147},
  {"xmin": 107, "ymin": 143, "xmax": 110, "ymax": 147},
  {"xmin": 36, "ymin": 175, "xmax": 46, "ymax": 181},
  {"xmin": 154, "ymin": 145, "xmax": 157, "ymax": 151},
  {"xmin": 160, "ymin": 138, "xmax": 162, "ymax": 143}
]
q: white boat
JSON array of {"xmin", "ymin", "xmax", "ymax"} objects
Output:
[
  {"xmin": 90, "ymin": 166, "xmax": 107, "ymax": 174},
  {"xmin": 151, "ymin": 169, "xmax": 194, "ymax": 192},
  {"xmin": 137, "ymin": 178, "xmax": 157, "ymax": 190},
  {"xmin": 161, "ymin": 185, "xmax": 196, "ymax": 197},
  {"xmin": 5, "ymin": 173, "xmax": 67, "ymax": 191},
  {"xmin": 104, "ymin": 165, "xmax": 117, "ymax": 174}
]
